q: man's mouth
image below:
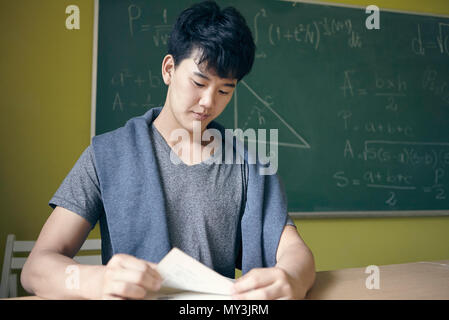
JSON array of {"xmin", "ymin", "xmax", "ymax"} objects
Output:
[{"xmin": 191, "ymin": 111, "xmax": 210, "ymax": 121}]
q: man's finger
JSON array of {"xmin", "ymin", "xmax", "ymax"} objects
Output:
[
  {"xmin": 232, "ymin": 282, "xmax": 280, "ymax": 300},
  {"xmin": 111, "ymin": 268, "xmax": 161, "ymax": 291},
  {"xmin": 146, "ymin": 262, "xmax": 164, "ymax": 282},
  {"xmin": 232, "ymin": 268, "xmax": 276, "ymax": 294},
  {"xmin": 104, "ymin": 280, "xmax": 147, "ymax": 299},
  {"xmin": 116, "ymin": 254, "xmax": 151, "ymax": 272},
  {"xmin": 113, "ymin": 255, "xmax": 163, "ymax": 283}
]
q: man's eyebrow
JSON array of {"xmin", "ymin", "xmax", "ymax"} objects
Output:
[
  {"xmin": 223, "ymin": 82, "xmax": 236, "ymax": 88},
  {"xmin": 193, "ymin": 71, "xmax": 210, "ymax": 80},
  {"xmin": 193, "ymin": 71, "xmax": 236, "ymax": 88}
]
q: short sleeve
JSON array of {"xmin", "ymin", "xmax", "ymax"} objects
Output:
[
  {"xmin": 286, "ymin": 214, "xmax": 296, "ymax": 228},
  {"xmin": 49, "ymin": 145, "xmax": 104, "ymax": 229}
]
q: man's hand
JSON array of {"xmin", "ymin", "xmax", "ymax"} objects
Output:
[
  {"xmin": 231, "ymin": 225, "xmax": 315, "ymax": 300},
  {"xmin": 101, "ymin": 254, "xmax": 163, "ymax": 299},
  {"xmin": 231, "ymin": 267, "xmax": 307, "ymax": 300}
]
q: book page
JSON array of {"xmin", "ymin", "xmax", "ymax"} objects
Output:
[
  {"xmin": 152, "ymin": 247, "xmax": 234, "ymax": 297},
  {"xmin": 146, "ymin": 287, "xmax": 231, "ymax": 300}
]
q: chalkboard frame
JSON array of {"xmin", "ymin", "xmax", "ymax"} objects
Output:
[
  {"xmin": 90, "ymin": 0, "xmax": 449, "ymax": 219},
  {"xmin": 289, "ymin": 210, "xmax": 449, "ymax": 219}
]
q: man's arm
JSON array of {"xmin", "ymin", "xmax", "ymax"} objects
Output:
[
  {"xmin": 231, "ymin": 225, "xmax": 316, "ymax": 299},
  {"xmin": 274, "ymin": 225, "xmax": 316, "ymax": 298},
  {"xmin": 21, "ymin": 206, "xmax": 104, "ymax": 299},
  {"xmin": 21, "ymin": 206, "xmax": 162, "ymax": 299}
]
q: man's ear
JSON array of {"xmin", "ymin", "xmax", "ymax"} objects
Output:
[{"xmin": 161, "ymin": 54, "xmax": 175, "ymax": 85}]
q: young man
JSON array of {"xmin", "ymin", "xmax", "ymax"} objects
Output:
[{"xmin": 21, "ymin": 1, "xmax": 315, "ymax": 299}]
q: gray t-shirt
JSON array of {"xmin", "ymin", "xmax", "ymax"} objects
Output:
[{"xmin": 49, "ymin": 124, "xmax": 294, "ymax": 275}]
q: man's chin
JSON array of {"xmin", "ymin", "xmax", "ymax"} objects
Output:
[{"xmin": 185, "ymin": 116, "xmax": 211, "ymax": 132}]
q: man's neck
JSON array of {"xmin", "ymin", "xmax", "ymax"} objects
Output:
[{"xmin": 153, "ymin": 106, "xmax": 213, "ymax": 165}]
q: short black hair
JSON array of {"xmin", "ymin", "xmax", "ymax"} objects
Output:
[{"xmin": 167, "ymin": 0, "xmax": 255, "ymax": 81}]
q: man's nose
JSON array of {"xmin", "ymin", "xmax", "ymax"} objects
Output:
[{"xmin": 199, "ymin": 89, "xmax": 214, "ymax": 110}]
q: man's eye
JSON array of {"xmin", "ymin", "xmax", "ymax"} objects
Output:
[
  {"xmin": 193, "ymin": 80, "xmax": 205, "ymax": 87},
  {"xmin": 219, "ymin": 90, "xmax": 229, "ymax": 95}
]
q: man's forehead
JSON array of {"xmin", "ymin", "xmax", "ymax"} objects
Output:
[
  {"xmin": 192, "ymin": 61, "xmax": 237, "ymax": 85},
  {"xmin": 193, "ymin": 64, "xmax": 237, "ymax": 83},
  {"xmin": 177, "ymin": 56, "xmax": 236, "ymax": 87},
  {"xmin": 183, "ymin": 49, "xmax": 237, "ymax": 83}
]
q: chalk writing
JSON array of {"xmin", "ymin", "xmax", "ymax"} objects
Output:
[
  {"xmin": 412, "ymin": 22, "xmax": 449, "ymax": 56},
  {"xmin": 338, "ymin": 111, "xmax": 414, "ymax": 137},
  {"xmin": 128, "ymin": 4, "xmax": 172, "ymax": 46},
  {"xmin": 422, "ymin": 67, "xmax": 449, "ymax": 104},
  {"xmin": 111, "ymin": 91, "xmax": 163, "ymax": 111},
  {"xmin": 111, "ymin": 69, "xmax": 162, "ymax": 88},
  {"xmin": 340, "ymin": 70, "xmax": 409, "ymax": 113},
  {"xmin": 333, "ymin": 167, "xmax": 447, "ymax": 205},
  {"xmin": 253, "ymin": 8, "xmax": 363, "ymax": 53},
  {"xmin": 334, "ymin": 138, "xmax": 449, "ymax": 206}
]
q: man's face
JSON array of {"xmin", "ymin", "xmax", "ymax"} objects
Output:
[{"xmin": 165, "ymin": 50, "xmax": 237, "ymax": 132}]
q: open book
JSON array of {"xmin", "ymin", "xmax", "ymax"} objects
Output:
[{"xmin": 145, "ymin": 248, "xmax": 235, "ymax": 300}]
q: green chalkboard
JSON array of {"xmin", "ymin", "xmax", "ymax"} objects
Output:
[{"xmin": 94, "ymin": 0, "xmax": 449, "ymax": 217}]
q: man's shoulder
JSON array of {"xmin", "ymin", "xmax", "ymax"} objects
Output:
[{"xmin": 92, "ymin": 108, "xmax": 159, "ymax": 146}]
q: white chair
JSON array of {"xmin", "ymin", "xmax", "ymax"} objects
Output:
[{"xmin": 0, "ymin": 234, "xmax": 102, "ymax": 298}]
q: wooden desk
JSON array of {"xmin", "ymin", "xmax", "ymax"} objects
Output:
[
  {"xmin": 5, "ymin": 260, "xmax": 449, "ymax": 300},
  {"xmin": 306, "ymin": 260, "xmax": 449, "ymax": 300}
]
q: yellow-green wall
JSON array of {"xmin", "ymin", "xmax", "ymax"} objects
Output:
[
  {"xmin": 0, "ymin": 0, "xmax": 100, "ymax": 279},
  {"xmin": 1, "ymin": 0, "xmax": 448, "ymax": 296}
]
